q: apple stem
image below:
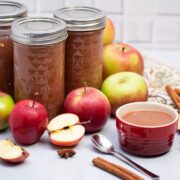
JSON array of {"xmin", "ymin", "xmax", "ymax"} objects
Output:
[
  {"xmin": 122, "ymin": 47, "xmax": 126, "ymax": 52},
  {"xmin": 32, "ymin": 92, "xmax": 39, "ymax": 108},
  {"xmin": 84, "ymin": 82, "xmax": 87, "ymax": 94}
]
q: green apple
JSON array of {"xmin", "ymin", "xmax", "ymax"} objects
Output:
[
  {"xmin": 101, "ymin": 72, "xmax": 148, "ymax": 114},
  {"xmin": 0, "ymin": 92, "xmax": 15, "ymax": 131}
]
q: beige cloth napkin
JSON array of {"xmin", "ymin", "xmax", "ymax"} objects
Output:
[{"xmin": 143, "ymin": 53, "xmax": 180, "ymax": 111}]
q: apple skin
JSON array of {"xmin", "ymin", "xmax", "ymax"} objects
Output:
[
  {"xmin": 50, "ymin": 136, "xmax": 84, "ymax": 147},
  {"xmin": 103, "ymin": 17, "xmax": 115, "ymax": 46},
  {"xmin": 0, "ymin": 150, "xmax": 29, "ymax": 163},
  {"xmin": 103, "ymin": 43, "xmax": 144, "ymax": 79},
  {"xmin": 49, "ymin": 125, "xmax": 85, "ymax": 147},
  {"xmin": 101, "ymin": 72, "xmax": 148, "ymax": 114},
  {"xmin": 0, "ymin": 92, "xmax": 15, "ymax": 131},
  {"xmin": 9, "ymin": 100, "xmax": 48, "ymax": 145},
  {"xmin": 0, "ymin": 139, "xmax": 29, "ymax": 163},
  {"xmin": 50, "ymin": 136, "xmax": 83, "ymax": 147},
  {"xmin": 64, "ymin": 87, "xmax": 111, "ymax": 132},
  {"xmin": 47, "ymin": 113, "xmax": 85, "ymax": 147}
]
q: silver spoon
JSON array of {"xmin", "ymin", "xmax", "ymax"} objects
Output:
[{"xmin": 91, "ymin": 134, "xmax": 159, "ymax": 180}]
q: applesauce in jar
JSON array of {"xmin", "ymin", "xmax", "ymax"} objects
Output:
[
  {"xmin": 54, "ymin": 7, "xmax": 106, "ymax": 94},
  {"xmin": 0, "ymin": 1, "xmax": 27, "ymax": 96},
  {"xmin": 11, "ymin": 17, "xmax": 67, "ymax": 119}
]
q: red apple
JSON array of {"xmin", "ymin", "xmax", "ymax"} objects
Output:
[
  {"xmin": 0, "ymin": 139, "xmax": 29, "ymax": 163},
  {"xmin": 47, "ymin": 113, "xmax": 85, "ymax": 147},
  {"xmin": 63, "ymin": 86, "xmax": 111, "ymax": 132},
  {"xmin": 9, "ymin": 98, "xmax": 48, "ymax": 145},
  {"xmin": 103, "ymin": 43, "xmax": 144, "ymax": 79}
]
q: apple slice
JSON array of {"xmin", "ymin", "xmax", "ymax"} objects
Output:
[
  {"xmin": 47, "ymin": 113, "xmax": 79, "ymax": 132},
  {"xmin": 0, "ymin": 139, "xmax": 29, "ymax": 163},
  {"xmin": 50, "ymin": 125, "xmax": 85, "ymax": 146},
  {"xmin": 47, "ymin": 113, "xmax": 85, "ymax": 146}
]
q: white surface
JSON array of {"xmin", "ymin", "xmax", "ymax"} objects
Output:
[
  {"xmin": 0, "ymin": 51, "xmax": 180, "ymax": 180},
  {"xmin": 13, "ymin": 0, "xmax": 180, "ymax": 49}
]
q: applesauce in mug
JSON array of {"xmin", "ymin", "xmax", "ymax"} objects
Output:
[{"xmin": 122, "ymin": 111, "xmax": 173, "ymax": 126}]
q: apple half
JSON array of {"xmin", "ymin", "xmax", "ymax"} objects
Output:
[
  {"xmin": 0, "ymin": 139, "xmax": 29, "ymax": 163},
  {"xmin": 47, "ymin": 113, "xmax": 85, "ymax": 147}
]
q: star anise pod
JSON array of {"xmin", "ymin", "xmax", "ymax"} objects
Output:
[{"xmin": 57, "ymin": 149, "xmax": 76, "ymax": 159}]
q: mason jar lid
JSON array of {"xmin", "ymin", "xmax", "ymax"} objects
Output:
[
  {"xmin": 0, "ymin": 1, "xmax": 27, "ymax": 27},
  {"xmin": 11, "ymin": 17, "xmax": 68, "ymax": 45},
  {"xmin": 54, "ymin": 7, "xmax": 106, "ymax": 31}
]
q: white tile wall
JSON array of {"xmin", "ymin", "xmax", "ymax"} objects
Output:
[
  {"xmin": 94, "ymin": 0, "xmax": 123, "ymax": 14},
  {"xmin": 155, "ymin": 17, "xmax": 180, "ymax": 43},
  {"xmin": 108, "ymin": 14, "xmax": 122, "ymax": 42},
  {"xmin": 124, "ymin": 0, "xmax": 154, "ymax": 15},
  {"xmin": 157, "ymin": 0, "xmax": 180, "ymax": 15},
  {"xmin": 123, "ymin": 19, "xmax": 152, "ymax": 43},
  {"xmin": 13, "ymin": 0, "xmax": 180, "ymax": 50},
  {"xmin": 14, "ymin": 0, "xmax": 36, "ymax": 12},
  {"xmin": 38, "ymin": 0, "xmax": 64, "ymax": 13},
  {"xmin": 65, "ymin": 0, "xmax": 93, "ymax": 6}
]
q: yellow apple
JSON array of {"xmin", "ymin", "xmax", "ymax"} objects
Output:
[
  {"xmin": 103, "ymin": 17, "xmax": 115, "ymax": 45},
  {"xmin": 103, "ymin": 43, "xmax": 144, "ymax": 79}
]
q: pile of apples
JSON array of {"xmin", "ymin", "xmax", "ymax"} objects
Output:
[
  {"xmin": 0, "ymin": 86, "xmax": 111, "ymax": 163},
  {"xmin": 0, "ymin": 17, "xmax": 148, "ymax": 164},
  {"xmin": 102, "ymin": 18, "xmax": 148, "ymax": 114}
]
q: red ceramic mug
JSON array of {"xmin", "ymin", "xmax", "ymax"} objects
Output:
[{"xmin": 115, "ymin": 102, "xmax": 178, "ymax": 156}]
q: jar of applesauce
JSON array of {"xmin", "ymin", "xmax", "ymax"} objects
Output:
[
  {"xmin": 0, "ymin": 1, "xmax": 27, "ymax": 96},
  {"xmin": 54, "ymin": 7, "xmax": 106, "ymax": 94},
  {"xmin": 11, "ymin": 17, "xmax": 67, "ymax": 119}
]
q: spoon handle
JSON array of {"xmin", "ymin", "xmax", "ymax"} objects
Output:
[{"xmin": 112, "ymin": 151, "xmax": 159, "ymax": 180}]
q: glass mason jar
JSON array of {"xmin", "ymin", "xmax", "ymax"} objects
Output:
[
  {"xmin": 0, "ymin": 1, "xmax": 27, "ymax": 96},
  {"xmin": 11, "ymin": 17, "xmax": 67, "ymax": 119},
  {"xmin": 54, "ymin": 7, "xmax": 106, "ymax": 94}
]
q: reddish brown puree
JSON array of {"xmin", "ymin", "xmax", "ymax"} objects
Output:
[
  {"xmin": 54, "ymin": 7, "xmax": 105, "ymax": 94},
  {"xmin": 0, "ymin": 29, "xmax": 13, "ymax": 95},
  {"xmin": 11, "ymin": 17, "xmax": 67, "ymax": 119},
  {"xmin": 122, "ymin": 111, "xmax": 173, "ymax": 126},
  {"xmin": 0, "ymin": 1, "xmax": 27, "ymax": 96},
  {"xmin": 65, "ymin": 30, "xmax": 103, "ymax": 94},
  {"xmin": 14, "ymin": 42, "xmax": 65, "ymax": 119}
]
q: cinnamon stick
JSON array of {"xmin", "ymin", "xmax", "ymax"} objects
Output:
[
  {"xmin": 175, "ymin": 88, "xmax": 180, "ymax": 96},
  {"xmin": 165, "ymin": 85, "xmax": 180, "ymax": 109},
  {"xmin": 92, "ymin": 157, "xmax": 143, "ymax": 180},
  {"xmin": 178, "ymin": 113, "xmax": 180, "ymax": 131}
]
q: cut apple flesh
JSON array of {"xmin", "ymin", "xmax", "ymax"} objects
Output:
[
  {"xmin": 47, "ymin": 113, "xmax": 79, "ymax": 132},
  {"xmin": 0, "ymin": 139, "xmax": 29, "ymax": 163},
  {"xmin": 50, "ymin": 125, "xmax": 85, "ymax": 146},
  {"xmin": 47, "ymin": 113, "xmax": 85, "ymax": 147}
]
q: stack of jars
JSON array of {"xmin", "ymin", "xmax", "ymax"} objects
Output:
[{"xmin": 0, "ymin": 1, "xmax": 106, "ymax": 119}]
